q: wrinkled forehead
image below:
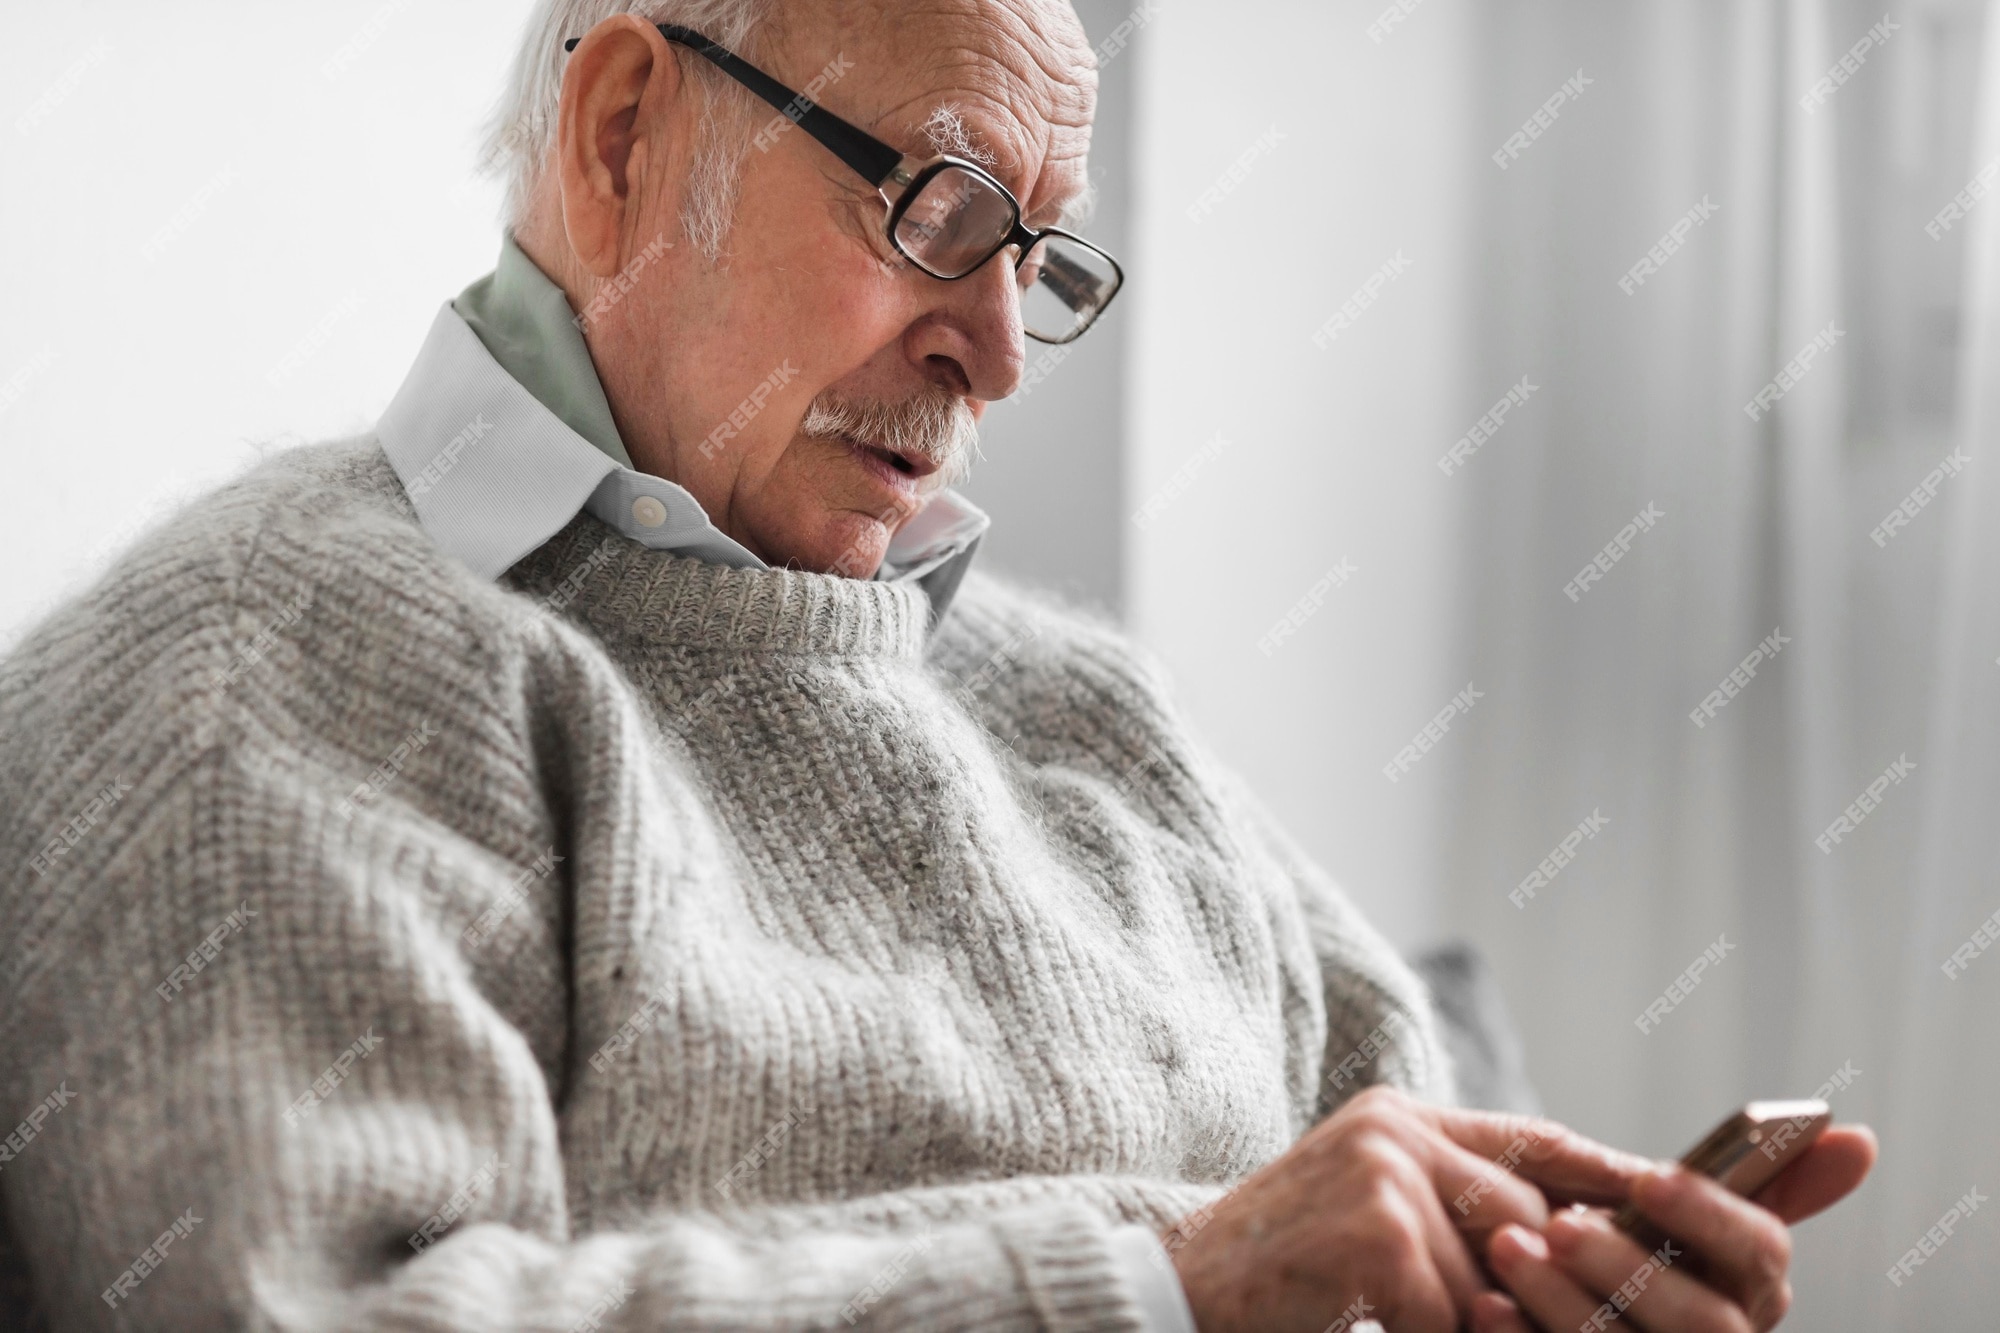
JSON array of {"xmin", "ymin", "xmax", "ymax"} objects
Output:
[{"xmin": 771, "ymin": 0, "xmax": 1099, "ymax": 224}]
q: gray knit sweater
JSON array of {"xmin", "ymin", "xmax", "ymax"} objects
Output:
[{"xmin": 0, "ymin": 440, "xmax": 1451, "ymax": 1331}]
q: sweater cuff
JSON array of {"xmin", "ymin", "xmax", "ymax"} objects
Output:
[
  {"xmin": 993, "ymin": 1205, "xmax": 1152, "ymax": 1332},
  {"xmin": 1106, "ymin": 1225, "xmax": 1199, "ymax": 1333}
]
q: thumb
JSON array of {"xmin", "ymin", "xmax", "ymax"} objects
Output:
[{"xmin": 1752, "ymin": 1124, "xmax": 1877, "ymax": 1224}]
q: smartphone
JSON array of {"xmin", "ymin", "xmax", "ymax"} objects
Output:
[{"xmin": 1612, "ymin": 1099, "xmax": 1830, "ymax": 1244}]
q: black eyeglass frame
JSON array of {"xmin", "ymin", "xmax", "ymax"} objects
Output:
[{"xmin": 564, "ymin": 23, "xmax": 1124, "ymax": 344}]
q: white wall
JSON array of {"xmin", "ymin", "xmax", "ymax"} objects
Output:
[
  {"xmin": 0, "ymin": 1, "xmax": 537, "ymax": 651},
  {"xmin": 1125, "ymin": 0, "xmax": 1472, "ymax": 948}
]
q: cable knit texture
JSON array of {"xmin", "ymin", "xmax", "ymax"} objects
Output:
[{"xmin": 0, "ymin": 439, "xmax": 1452, "ymax": 1331}]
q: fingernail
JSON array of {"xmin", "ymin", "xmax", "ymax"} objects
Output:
[
  {"xmin": 1499, "ymin": 1223, "xmax": 1551, "ymax": 1262},
  {"xmin": 1544, "ymin": 1210, "xmax": 1583, "ymax": 1251},
  {"xmin": 1638, "ymin": 1165, "xmax": 1683, "ymax": 1200}
]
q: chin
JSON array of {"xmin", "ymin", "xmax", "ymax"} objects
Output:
[{"xmin": 769, "ymin": 507, "xmax": 891, "ymax": 580}]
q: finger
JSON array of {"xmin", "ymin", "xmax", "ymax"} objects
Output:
[
  {"xmin": 1628, "ymin": 1167, "xmax": 1791, "ymax": 1325},
  {"xmin": 1418, "ymin": 1190, "xmax": 1496, "ymax": 1320},
  {"xmin": 1388, "ymin": 1145, "xmax": 1500, "ymax": 1319},
  {"xmin": 1375, "ymin": 1186, "xmax": 1471, "ymax": 1333},
  {"xmin": 1425, "ymin": 1132, "xmax": 1554, "ymax": 1236},
  {"xmin": 1544, "ymin": 1206, "xmax": 1753, "ymax": 1332},
  {"xmin": 1428, "ymin": 1106, "xmax": 1656, "ymax": 1206},
  {"xmin": 1751, "ymin": 1124, "xmax": 1877, "ymax": 1224},
  {"xmin": 1469, "ymin": 1290, "xmax": 1536, "ymax": 1333},
  {"xmin": 1486, "ymin": 1222, "xmax": 1607, "ymax": 1332}
]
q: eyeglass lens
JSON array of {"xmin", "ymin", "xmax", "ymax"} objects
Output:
[{"xmin": 893, "ymin": 164, "xmax": 1119, "ymax": 342}]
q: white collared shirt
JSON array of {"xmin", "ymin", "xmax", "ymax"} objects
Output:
[{"xmin": 376, "ymin": 302, "xmax": 990, "ymax": 622}]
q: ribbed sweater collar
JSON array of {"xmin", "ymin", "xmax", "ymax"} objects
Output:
[{"xmin": 503, "ymin": 511, "xmax": 932, "ymax": 660}]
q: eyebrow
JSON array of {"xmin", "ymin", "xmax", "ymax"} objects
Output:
[
  {"xmin": 920, "ymin": 104, "xmax": 1096, "ymax": 233},
  {"xmin": 918, "ymin": 105, "xmax": 996, "ymax": 165}
]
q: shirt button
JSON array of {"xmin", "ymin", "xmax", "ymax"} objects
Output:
[{"xmin": 631, "ymin": 495, "xmax": 667, "ymax": 529}]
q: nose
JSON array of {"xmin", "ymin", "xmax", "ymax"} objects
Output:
[{"xmin": 900, "ymin": 254, "xmax": 1027, "ymax": 402}]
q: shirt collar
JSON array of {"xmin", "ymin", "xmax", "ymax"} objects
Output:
[
  {"xmin": 375, "ymin": 238, "xmax": 989, "ymax": 622},
  {"xmin": 456, "ymin": 232, "xmax": 635, "ymax": 470}
]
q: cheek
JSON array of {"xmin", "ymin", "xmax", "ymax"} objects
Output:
[
  {"xmin": 692, "ymin": 260, "xmax": 905, "ymax": 410},
  {"xmin": 711, "ymin": 161, "xmax": 921, "ymax": 377},
  {"xmin": 766, "ymin": 211, "xmax": 918, "ymax": 346},
  {"xmin": 772, "ymin": 258, "xmax": 914, "ymax": 370}
]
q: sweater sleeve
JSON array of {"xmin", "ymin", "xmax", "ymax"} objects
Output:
[
  {"xmin": 1207, "ymin": 767, "xmax": 1458, "ymax": 1116},
  {"xmin": 0, "ymin": 724, "xmax": 1149, "ymax": 1333}
]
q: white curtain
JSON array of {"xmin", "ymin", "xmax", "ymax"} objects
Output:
[
  {"xmin": 1883, "ymin": 0, "xmax": 2000, "ymax": 1326},
  {"xmin": 1441, "ymin": 0, "xmax": 1995, "ymax": 1326}
]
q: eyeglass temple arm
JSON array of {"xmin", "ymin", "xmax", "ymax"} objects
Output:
[{"xmin": 564, "ymin": 25, "xmax": 905, "ymax": 190}]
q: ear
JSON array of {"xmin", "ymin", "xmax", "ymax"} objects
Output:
[{"xmin": 555, "ymin": 16, "xmax": 689, "ymax": 279}]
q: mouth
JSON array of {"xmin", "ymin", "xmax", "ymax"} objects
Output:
[{"xmin": 838, "ymin": 436, "xmax": 941, "ymax": 484}]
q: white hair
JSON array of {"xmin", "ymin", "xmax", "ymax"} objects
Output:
[{"xmin": 481, "ymin": 0, "xmax": 777, "ymax": 259}]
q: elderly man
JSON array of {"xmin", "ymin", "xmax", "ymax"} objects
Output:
[{"xmin": 0, "ymin": 1, "xmax": 1871, "ymax": 1329}]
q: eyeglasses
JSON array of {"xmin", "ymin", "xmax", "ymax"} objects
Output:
[{"xmin": 564, "ymin": 24, "xmax": 1125, "ymax": 344}]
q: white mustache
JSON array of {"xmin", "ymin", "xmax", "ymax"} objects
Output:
[{"xmin": 799, "ymin": 389, "xmax": 981, "ymax": 491}]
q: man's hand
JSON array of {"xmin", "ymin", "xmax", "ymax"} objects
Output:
[
  {"xmin": 1472, "ymin": 1124, "xmax": 1878, "ymax": 1332},
  {"xmin": 1164, "ymin": 1086, "xmax": 1657, "ymax": 1333}
]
